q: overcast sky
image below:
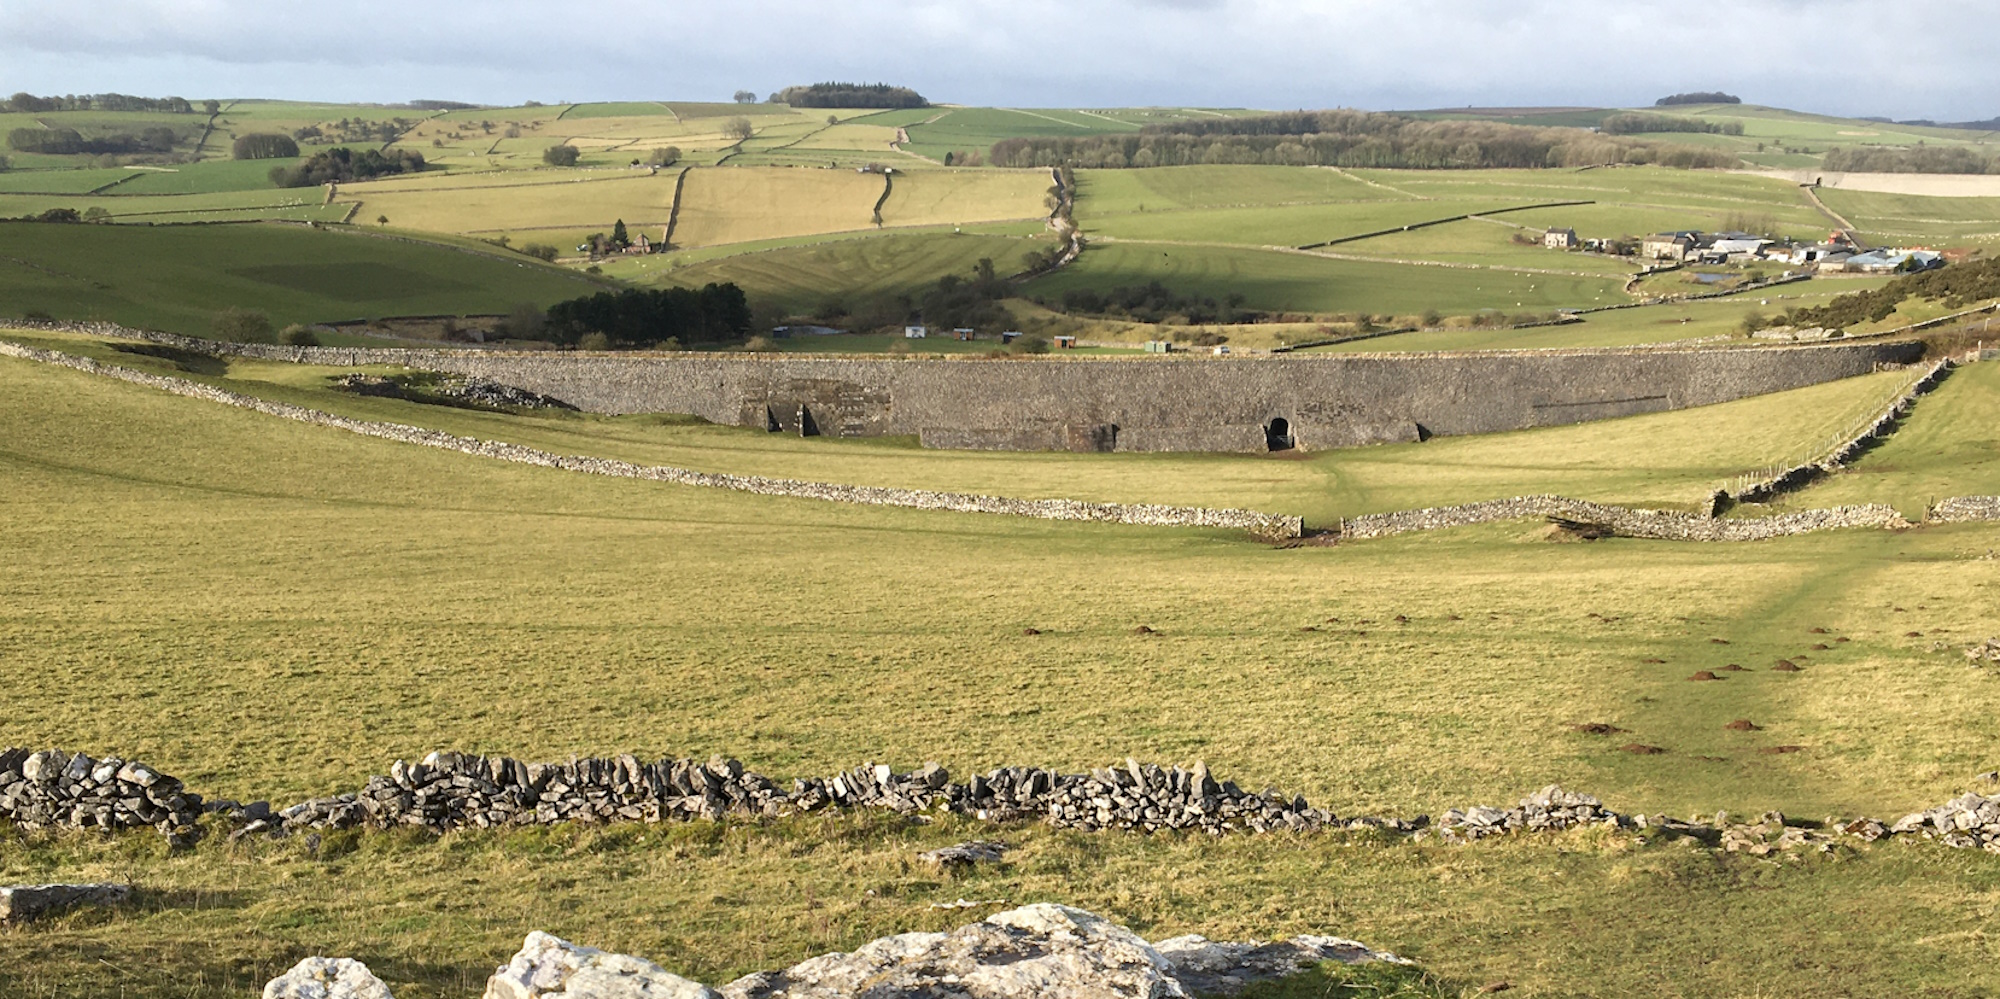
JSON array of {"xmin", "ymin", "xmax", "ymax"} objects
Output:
[{"xmin": 2, "ymin": 0, "xmax": 1994, "ymax": 121}]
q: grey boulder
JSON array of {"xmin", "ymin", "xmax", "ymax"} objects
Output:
[
  {"xmin": 485, "ymin": 930, "xmax": 717, "ymax": 999},
  {"xmin": 263, "ymin": 957, "xmax": 394, "ymax": 999}
]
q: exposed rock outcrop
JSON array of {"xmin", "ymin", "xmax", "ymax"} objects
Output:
[
  {"xmin": 719, "ymin": 903, "xmax": 1405, "ymax": 998},
  {"xmin": 485, "ymin": 931, "xmax": 716, "ymax": 999},
  {"xmin": 263, "ymin": 957, "xmax": 394, "ymax": 999}
]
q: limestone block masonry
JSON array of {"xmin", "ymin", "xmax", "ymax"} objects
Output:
[
  {"xmin": 28, "ymin": 323, "xmax": 1924, "ymax": 454},
  {"xmin": 0, "ymin": 339, "xmax": 1304, "ymax": 539}
]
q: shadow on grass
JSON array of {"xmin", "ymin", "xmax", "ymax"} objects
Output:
[
  {"xmin": 109, "ymin": 342, "xmax": 228, "ymax": 375},
  {"xmin": 1223, "ymin": 960, "xmax": 1460, "ymax": 999}
]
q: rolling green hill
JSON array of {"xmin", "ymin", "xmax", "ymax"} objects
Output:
[{"xmin": 0, "ymin": 221, "xmax": 600, "ymax": 335}]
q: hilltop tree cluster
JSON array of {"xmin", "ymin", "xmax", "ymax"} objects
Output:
[
  {"xmin": 4, "ymin": 92, "xmax": 198, "ymax": 113},
  {"xmin": 770, "ymin": 83, "xmax": 929, "ymax": 109},
  {"xmin": 1599, "ymin": 113, "xmax": 1744, "ymax": 136},
  {"xmin": 1656, "ymin": 92, "xmax": 1742, "ymax": 106},
  {"xmin": 543, "ymin": 284, "xmax": 751, "ymax": 348},
  {"xmin": 1823, "ymin": 145, "xmax": 1998, "ymax": 175},
  {"xmin": 269, "ymin": 147, "xmax": 426, "ymax": 187},
  {"xmin": 988, "ymin": 110, "xmax": 1740, "ymax": 170}
]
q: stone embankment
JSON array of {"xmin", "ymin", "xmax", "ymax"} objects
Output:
[
  {"xmin": 0, "ymin": 339, "xmax": 1303, "ymax": 540},
  {"xmin": 269, "ymin": 904, "xmax": 1408, "ymax": 999},
  {"xmin": 1338, "ymin": 495, "xmax": 1906, "ymax": 541},
  {"xmin": 1732, "ymin": 357, "xmax": 1954, "ymax": 504},
  {"xmin": 15, "ymin": 747, "xmax": 2000, "ymax": 860}
]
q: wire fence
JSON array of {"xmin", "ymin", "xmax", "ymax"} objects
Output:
[{"xmin": 1725, "ymin": 357, "xmax": 1955, "ymax": 500}]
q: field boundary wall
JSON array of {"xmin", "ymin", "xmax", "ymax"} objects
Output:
[
  {"xmin": 1337, "ymin": 495, "xmax": 1907, "ymax": 541},
  {"xmin": 12, "ymin": 746, "xmax": 2000, "ymax": 859},
  {"xmin": 0, "ymin": 337, "xmax": 1304, "ymax": 539},
  {"xmin": 1731, "ymin": 358, "xmax": 1955, "ymax": 503}
]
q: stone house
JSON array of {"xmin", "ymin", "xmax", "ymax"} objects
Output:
[
  {"xmin": 1544, "ymin": 227, "xmax": 1578, "ymax": 249},
  {"xmin": 1642, "ymin": 232, "xmax": 1698, "ymax": 261}
]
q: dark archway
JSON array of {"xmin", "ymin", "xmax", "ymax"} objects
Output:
[
  {"xmin": 798, "ymin": 405, "xmax": 820, "ymax": 437},
  {"xmin": 1265, "ymin": 417, "xmax": 1294, "ymax": 452},
  {"xmin": 765, "ymin": 406, "xmax": 781, "ymax": 432}
]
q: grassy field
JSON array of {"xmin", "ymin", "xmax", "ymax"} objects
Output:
[
  {"xmin": 645, "ymin": 230, "xmax": 1055, "ymax": 313},
  {"xmin": 3, "ymin": 345, "xmax": 2000, "ymax": 997},
  {"xmin": 334, "ymin": 170, "xmax": 679, "ymax": 241},
  {"xmin": 1814, "ymin": 188, "xmax": 2000, "ymax": 246},
  {"xmin": 877, "ymin": 168, "xmax": 1052, "ymax": 228},
  {"xmin": 1770, "ymin": 358, "xmax": 2000, "ymax": 518},
  {"xmin": 669, "ymin": 167, "xmax": 891, "ymax": 248},
  {"xmin": 1023, "ymin": 241, "xmax": 1631, "ymax": 315},
  {"xmin": 1078, "ymin": 198, "xmax": 1547, "ymax": 248},
  {"xmin": 0, "ymin": 223, "xmax": 597, "ymax": 334},
  {"xmin": 1076, "ymin": 165, "xmax": 1405, "ymax": 214}
]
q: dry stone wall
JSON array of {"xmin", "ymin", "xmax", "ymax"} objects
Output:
[
  {"xmin": 1338, "ymin": 495, "xmax": 1908, "ymax": 541},
  {"xmin": 0, "ymin": 339, "xmax": 1303, "ymax": 539},
  {"xmin": 10, "ymin": 321, "xmax": 1923, "ymax": 454},
  {"xmin": 15, "ymin": 746, "xmax": 2000, "ymax": 862},
  {"xmin": 1930, "ymin": 496, "xmax": 2000, "ymax": 523},
  {"xmin": 1732, "ymin": 358, "xmax": 1955, "ymax": 504}
]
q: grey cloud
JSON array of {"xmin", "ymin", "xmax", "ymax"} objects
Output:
[{"xmin": 0, "ymin": 0, "xmax": 1991, "ymax": 120}]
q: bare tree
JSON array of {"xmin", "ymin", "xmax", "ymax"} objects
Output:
[{"xmin": 732, "ymin": 90, "xmax": 757, "ymax": 104}]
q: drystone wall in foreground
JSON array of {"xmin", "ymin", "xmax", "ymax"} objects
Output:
[{"xmin": 12, "ymin": 747, "xmax": 2000, "ymax": 859}]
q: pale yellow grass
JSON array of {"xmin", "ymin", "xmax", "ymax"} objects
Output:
[
  {"xmin": 670, "ymin": 167, "xmax": 887, "ymax": 247},
  {"xmin": 809, "ymin": 123, "xmax": 903, "ymax": 152},
  {"xmin": 339, "ymin": 173, "xmax": 677, "ymax": 234},
  {"xmin": 880, "ymin": 168, "xmax": 1053, "ymax": 228}
]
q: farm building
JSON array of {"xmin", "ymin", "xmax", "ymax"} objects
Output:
[
  {"xmin": 1544, "ymin": 227, "xmax": 1579, "ymax": 249},
  {"xmin": 904, "ymin": 325, "xmax": 928, "ymax": 339},
  {"xmin": 1641, "ymin": 232, "xmax": 1698, "ymax": 261},
  {"xmin": 953, "ymin": 328, "xmax": 976, "ymax": 341},
  {"xmin": 1699, "ymin": 233, "xmax": 1772, "ymax": 262},
  {"xmin": 1822, "ymin": 249, "xmax": 1943, "ymax": 274}
]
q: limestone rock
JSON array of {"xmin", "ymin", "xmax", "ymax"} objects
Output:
[
  {"xmin": 722, "ymin": 903, "xmax": 1183, "ymax": 998},
  {"xmin": 485, "ymin": 930, "xmax": 716, "ymax": 999},
  {"xmin": 918, "ymin": 840, "xmax": 1010, "ymax": 869},
  {"xmin": 263, "ymin": 957, "xmax": 393, "ymax": 999}
]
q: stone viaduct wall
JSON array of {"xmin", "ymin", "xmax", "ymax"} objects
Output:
[
  {"xmin": 0, "ymin": 339, "xmax": 1304, "ymax": 539},
  {"xmin": 46, "ymin": 324, "xmax": 1925, "ymax": 454}
]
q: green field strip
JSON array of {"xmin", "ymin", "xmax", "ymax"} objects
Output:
[{"xmin": 1298, "ymin": 200, "xmax": 1595, "ymax": 250}]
